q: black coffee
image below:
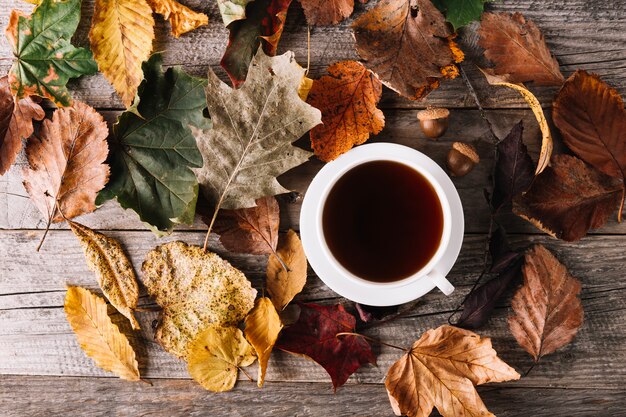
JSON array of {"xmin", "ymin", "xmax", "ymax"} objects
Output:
[{"xmin": 322, "ymin": 160, "xmax": 444, "ymax": 283}]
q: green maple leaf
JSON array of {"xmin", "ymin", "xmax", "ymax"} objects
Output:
[
  {"xmin": 432, "ymin": 0, "xmax": 492, "ymax": 30},
  {"xmin": 97, "ymin": 54, "xmax": 209, "ymax": 235},
  {"xmin": 5, "ymin": 0, "xmax": 98, "ymax": 107}
]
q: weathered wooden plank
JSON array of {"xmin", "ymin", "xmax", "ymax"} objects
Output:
[
  {"xmin": 0, "ymin": 0, "xmax": 624, "ymax": 109},
  {"xmin": 1, "ymin": 231, "xmax": 625, "ymax": 388},
  {"xmin": 1, "ymin": 376, "xmax": 625, "ymax": 417}
]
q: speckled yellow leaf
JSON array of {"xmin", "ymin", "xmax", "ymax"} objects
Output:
[
  {"xmin": 64, "ymin": 286, "xmax": 140, "ymax": 381},
  {"xmin": 146, "ymin": 0, "xmax": 208, "ymax": 38},
  {"xmin": 141, "ymin": 241, "xmax": 257, "ymax": 358},
  {"xmin": 188, "ymin": 324, "xmax": 256, "ymax": 392},
  {"xmin": 244, "ymin": 297, "xmax": 283, "ymax": 387},
  {"xmin": 89, "ymin": 0, "xmax": 155, "ymax": 107},
  {"xmin": 267, "ymin": 230, "xmax": 307, "ymax": 310},
  {"xmin": 69, "ymin": 221, "xmax": 140, "ymax": 330}
]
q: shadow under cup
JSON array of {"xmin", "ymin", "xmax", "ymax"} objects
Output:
[{"xmin": 321, "ymin": 160, "xmax": 446, "ymax": 285}]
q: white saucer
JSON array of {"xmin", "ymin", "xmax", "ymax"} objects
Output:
[{"xmin": 300, "ymin": 143, "xmax": 464, "ymax": 306}]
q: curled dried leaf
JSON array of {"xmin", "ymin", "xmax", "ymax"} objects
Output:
[{"xmin": 147, "ymin": 0, "xmax": 208, "ymax": 37}]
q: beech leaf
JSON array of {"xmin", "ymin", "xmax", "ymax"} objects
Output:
[
  {"xmin": 0, "ymin": 76, "xmax": 44, "ymax": 175},
  {"xmin": 97, "ymin": 54, "xmax": 207, "ymax": 235},
  {"xmin": 513, "ymin": 155, "xmax": 623, "ymax": 241},
  {"xmin": 147, "ymin": 0, "xmax": 208, "ymax": 38},
  {"xmin": 218, "ymin": 0, "xmax": 254, "ymax": 26},
  {"xmin": 244, "ymin": 297, "xmax": 283, "ymax": 387},
  {"xmin": 141, "ymin": 241, "xmax": 257, "ymax": 358},
  {"xmin": 64, "ymin": 286, "xmax": 140, "ymax": 381},
  {"xmin": 508, "ymin": 245, "xmax": 584, "ymax": 361},
  {"xmin": 277, "ymin": 303, "xmax": 376, "ymax": 390},
  {"xmin": 188, "ymin": 324, "xmax": 256, "ymax": 392},
  {"xmin": 552, "ymin": 70, "xmax": 626, "ymax": 220},
  {"xmin": 432, "ymin": 0, "xmax": 492, "ymax": 30},
  {"xmin": 266, "ymin": 230, "xmax": 308, "ymax": 311},
  {"xmin": 478, "ymin": 12, "xmax": 564, "ymax": 86},
  {"xmin": 6, "ymin": 0, "xmax": 98, "ymax": 107},
  {"xmin": 489, "ymin": 225, "xmax": 521, "ymax": 273},
  {"xmin": 69, "ymin": 221, "xmax": 140, "ymax": 330},
  {"xmin": 352, "ymin": 0, "xmax": 463, "ymax": 100},
  {"xmin": 307, "ymin": 60, "xmax": 384, "ymax": 162},
  {"xmin": 300, "ymin": 0, "xmax": 354, "ymax": 26}
]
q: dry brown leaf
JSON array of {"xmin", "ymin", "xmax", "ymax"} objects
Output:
[
  {"xmin": 22, "ymin": 101, "xmax": 109, "ymax": 226},
  {"xmin": 141, "ymin": 241, "xmax": 257, "ymax": 358},
  {"xmin": 385, "ymin": 325, "xmax": 520, "ymax": 417},
  {"xmin": 307, "ymin": 61, "xmax": 384, "ymax": 162},
  {"xmin": 352, "ymin": 0, "xmax": 463, "ymax": 100},
  {"xmin": 147, "ymin": 0, "xmax": 208, "ymax": 38},
  {"xmin": 69, "ymin": 221, "xmax": 140, "ymax": 330},
  {"xmin": 244, "ymin": 297, "xmax": 283, "ymax": 387},
  {"xmin": 508, "ymin": 245, "xmax": 584, "ymax": 361},
  {"xmin": 300, "ymin": 0, "xmax": 354, "ymax": 25},
  {"xmin": 188, "ymin": 324, "xmax": 256, "ymax": 392},
  {"xmin": 0, "ymin": 76, "xmax": 45, "ymax": 175},
  {"xmin": 267, "ymin": 230, "xmax": 307, "ymax": 311},
  {"xmin": 478, "ymin": 12, "xmax": 564, "ymax": 86},
  {"xmin": 64, "ymin": 286, "xmax": 140, "ymax": 381}
]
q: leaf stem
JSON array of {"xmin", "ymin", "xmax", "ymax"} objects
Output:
[
  {"xmin": 238, "ymin": 365, "xmax": 254, "ymax": 382},
  {"xmin": 336, "ymin": 332, "xmax": 407, "ymax": 352},
  {"xmin": 305, "ymin": 25, "xmax": 311, "ymax": 76}
]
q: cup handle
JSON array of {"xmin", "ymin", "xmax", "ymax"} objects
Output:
[{"xmin": 426, "ymin": 269, "xmax": 454, "ymax": 296}]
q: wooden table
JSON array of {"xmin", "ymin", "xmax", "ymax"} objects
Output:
[{"xmin": 1, "ymin": 1, "xmax": 625, "ymax": 415}]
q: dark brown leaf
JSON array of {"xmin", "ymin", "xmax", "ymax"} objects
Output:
[{"xmin": 300, "ymin": 0, "xmax": 354, "ymax": 25}]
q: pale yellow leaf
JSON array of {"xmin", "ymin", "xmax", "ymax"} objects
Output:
[
  {"xmin": 266, "ymin": 230, "xmax": 307, "ymax": 311},
  {"xmin": 64, "ymin": 286, "xmax": 140, "ymax": 381},
  {"xmin": 188, "ymin": 324, "xmax": 256, "ymax": 392},
  {"xmin": 146, "ymin": 0, "xmax": 208, "ymax": 38},
  {"xmin": 244, "ymin": 297, "xmax": 283, "ymax": 387}
]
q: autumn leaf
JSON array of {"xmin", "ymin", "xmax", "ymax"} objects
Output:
[
  {"xmin": 266, "ymin": 230, "xmax": 307, "ymax": 311},
  {"xmin": 147, "ymin": 0, "xmax": 208, "ymax": 37},
  {"xmin": 97, "ymin": 54, "xmax": 207, "ymax": 235},
  {"xmin": 188, "ymin": 324, "xmax": 256, "ymax": 392},
  {"xmin": 478, "ymin": 12, "xmax": 564, "ymax": 86},
  {"xmin": 69, "ymin": 221, "xmax": 140, "ymax": 330},
  {"xmin": 221, "ymin": 0, "xmax": 293, "ymax": 87},
  {"xmin": 5, "ymin": 0, "xmax": 98, "ymax": 107},
  {"xmin": 277, "ymin": 303, "xmax": 376, "ymax": 390},
  {"xmin": 552, "ymin": 70, "xmax": 626, "ymax": 220},
  {"xmin": 307, "ymin": 61, "xmax": 384, "ymax": 162},
  {"xmin": 488, "ymin": 225, "xmax": 521, "ymax": 274},
  {"xmin": 352, "ymin": 0, "xmax": 463, "ymax": 100},
  {"xmin": 480, "ymin": 69, "xmax": 552, "ymax": 174},
  {"xmin": 22, "ymin": 101, "xmax": 109, "ymax": 238},
  {"xmin": 218, "ymin": 0, "xmax": 254, "ymax": 26},
  {"xmin": 141, "ymin": 241, "xmax": 257, "ymax": 358},
  {"xmin": 432, "ymin": 0, "xmax": 492, "ymax": 30},
  {"xmin": 244, "ymin": 297, "xmax": 283, "ymax": 387},
  {"xmin": 64, "ymin": 286, "xmax": 140, "ymax": 381},
  {"xmin": 513, "ymin": 155, "xmax": 623, "ymax": 241},
  {"xmin": 0, "ymin": 76, "xmax": 44, "ymax": 175},
  {"xmin": 509, "ymin": 245, "xmax": 584, "ymax": 361},
  {"xmin": 300, "ymin": 0, "xmax": 354, "ymax": 25},
  {"xmin": 194, "ymin": 49, "xmax": 320, "ymax": 241},
  {"xmin": 386, "ymin": 325, "xmax": 520, "ymax": 417},
  {"xmin": 213, "ymin": 196, "xmax": 280, "ymax": 255}
]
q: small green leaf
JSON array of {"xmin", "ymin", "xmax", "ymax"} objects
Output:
[{"xmin": 432, "ymin": 0, "xmax": 492, "ymax": 30}]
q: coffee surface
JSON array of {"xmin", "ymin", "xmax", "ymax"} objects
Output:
[{"xmin": 322, "ymin": 160, "xmax": 444, "ymax": 283}]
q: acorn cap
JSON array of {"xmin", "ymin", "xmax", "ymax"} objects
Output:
[
  {"xmin": 451, "ymin": 142, "xmax": 480, "ymax": 163},
  {"xmin": 417, "ymin": 107, "xmax": 450, "ymax": 121}
]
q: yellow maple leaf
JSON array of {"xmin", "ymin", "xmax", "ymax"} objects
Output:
[
  {"xmin": 244, "ymin": 297, "xmax": 283, "ymax": 387},
  {"xmin": 146, "ymin": 0, "xmax": 208, "ymax": 38}
]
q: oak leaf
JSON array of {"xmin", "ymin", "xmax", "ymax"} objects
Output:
[
  {"xmin": 218, "ymin": 0, "xmax": 254, "ymax": 26},
  {"xmin": 97, "ymin": 54, "xmax": 207, "ymax": 235},
  {"xmin": 552, "ymin": 70, "xmax": 626, "ymax": 220},
  {"xmin": 277, "ymin": 303, "xmax": 376, "ymax": 390},
  {"xmin": 478, "ymin": 12, "xmax": 564, "ymax": 86},
  {"xmin": 352, "ymin": 0, "xmax": 463, "ymax": 100},
  {"xmin": 5, "ymin": 0, "xmax": 98, "ymax": 107},
  {"xmin": 221, "ymin": 0, "xmax": 293, "ymax": 87},
  {"xmin": 513, "ymin": 155, "xmax": 622, "ymax": 241},
  {"xmin": 385, "ymin": 325, "xmax": 520, "ymax": 417},
  {"xmin": 307, "ymin": 61, "xmax": 384, "ymax": 162},
  {"xmin": 432, "ymin": 0, "xmax": 492, "ymax": 30},
  {"xmin": 23, "ymin": 101, "xmax": 109, "ymax": 227},
  {"xmin": 188, "ymin": 324, "xmax": 256, "ymax": 392},
  {"xmin": 266, "ymin": 229, "xmax": 307, "ymax": 311},
  {"xmin": 64, "ymin": 286, "xmax": 140, "ymax": 381},
  {"xmin": 508, "ymin": 245, "xmax": 584, "ymax": 361},
  {"xmin": 244, "ymin": 297, "xmax": 283, "ymax": 387},
  {"xmin": 69, "ymin": 221, "xmax": 140, "ymax": 330},
  {"xmin": 194, "ymin": 49, "xmax": 320, "ymax": 233},
  {"xmin": 213, "ymin": 196, "xmax": 280, "ymax": 255},
  {"xmin": 0, "ymin": 76, "xmax": 44, "ymax": 175},
  {"xmin": 300, "ymin": 0, "xmax": 354, "ymax": 26},
  {"xmin": 141, "ymin": 241, "xmax": 257, "ymax": 358},
  {"xmin": 147, "ymin": 0, "xmax": 208, "ymax": 37}
]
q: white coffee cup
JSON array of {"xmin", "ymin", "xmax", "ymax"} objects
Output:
[{"xmin": 300, "ymin": 143, "xmax": 463, "ymax": 306}]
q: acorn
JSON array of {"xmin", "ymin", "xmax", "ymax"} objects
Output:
[
  {"xmin": 447, "ymin": 142, "xmax": 479, "ymax": 177},
  {"xmin": 417, "ymin": 107, "xmax": 449, "ymax": 139}
]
